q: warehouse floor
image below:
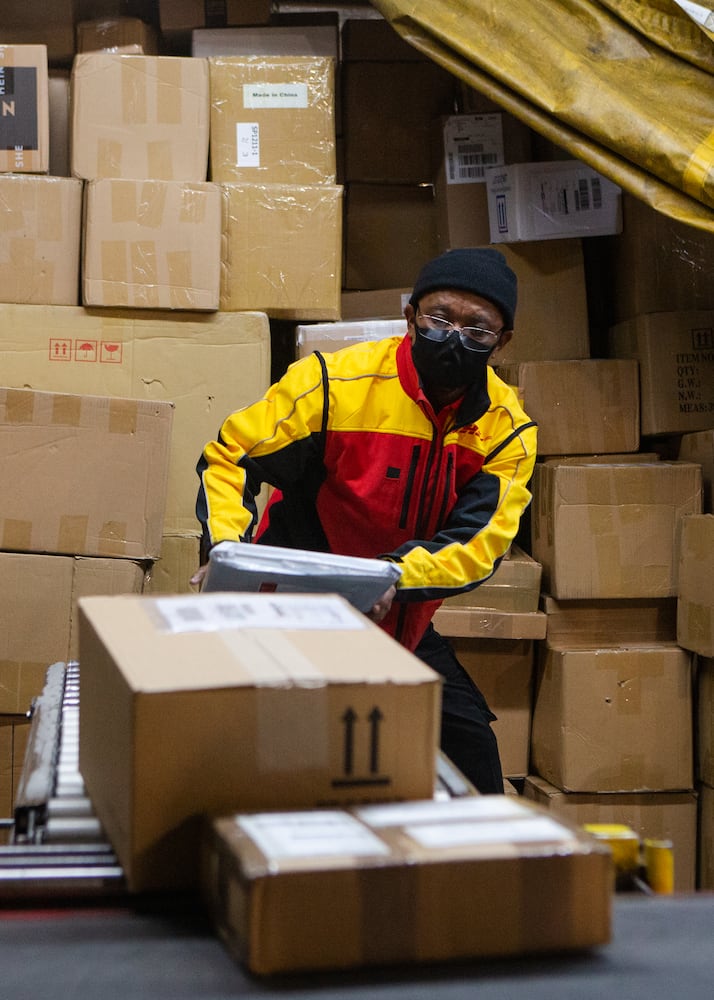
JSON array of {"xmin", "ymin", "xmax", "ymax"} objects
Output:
[{"xmin": 1, "ymin": 893, "xmax": 713, "ymax": 998}]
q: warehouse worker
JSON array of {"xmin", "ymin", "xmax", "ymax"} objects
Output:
[{"xmin": 193, "ymin": 248, "xmax": 538, "ymax": 794}]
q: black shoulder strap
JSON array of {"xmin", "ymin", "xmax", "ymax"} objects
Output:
[{"xmin": 313, "ymin": 351, "xmax": 330, "ymax": 453}]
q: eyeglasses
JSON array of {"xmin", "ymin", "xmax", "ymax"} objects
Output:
[{"xmin": 415, "ymin": 311, "xmax": 502, "ymax": 352}]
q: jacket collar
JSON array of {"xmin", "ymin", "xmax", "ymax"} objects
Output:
[{"xmin": 396, "ymin": 334, "xmax": 491, "ymax": 427}]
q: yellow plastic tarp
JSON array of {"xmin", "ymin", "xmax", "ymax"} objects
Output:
[{"xmin": 371, "ymin": 0, "xmax": 714, "ymax": 232}]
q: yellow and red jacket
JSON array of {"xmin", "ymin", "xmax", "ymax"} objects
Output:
[{"xmin": 197, "ymin": 334, "xmax": 537, "ymax": 651}]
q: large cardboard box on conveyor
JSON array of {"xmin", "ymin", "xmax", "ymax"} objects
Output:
[
  {"xmin": 0, "ymin": 174, "xmax": 82, "ymax": 305},
  {"xmin": 524, "ymin": 775, "xmax": 697, "ymax": 893},
  {"xmin": 0, "ymin": 45, "xmax": 49, "ymax": 174},
  {"xmin": 0, "ymin": 552, "xmax": 149, "ymax": 714},
  {"xmin": 82, "ymin": 178, "xmax": 222, "ymax": 311},
  {"xmin": 531, "ymin": 459, "xmax": 703, "ymax": 599},
  {"xmin": 677, "ymin": 514, "xmax": 714, "ymax": 658},
  {"xmin": 495, "ymin": 359, "xmax": 640, "ymax": 456},
  {"xmin": 78, "ymin": 592, "xmax": 441, "ymax": 892},
  {"xmin": 208, "ymin": 56, "xmax": 336, "ymax": 185},
  {"xmin": 70, "ymin": 54, "xmax": 210, "ymax": 181},
  {"xmin": 0, "ymin": 387, "xmax": 172, "ymax": 561},
  {"xmin": 201, "ymin": 796, "xmax": 612, "ymax": 975},
  {"xmin": 220, "ymin": 182, "xmax": 342, "ymax": 319},
  {"xmin": 0, "ymin": 305, "xmax": 271, "ymax": 535},
  {"xmin": 530, "ymin": 641, "xmax": 693, "ymax": 793}
]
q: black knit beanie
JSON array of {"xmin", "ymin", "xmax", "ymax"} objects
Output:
[{"xmin": 409, "ymin": 248, "xmax": 517, "ymax": 330}]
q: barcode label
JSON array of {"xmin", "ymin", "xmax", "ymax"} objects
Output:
[
  {"xmin": 443, "ymin": 114, "xmax": 504, "ymax": 185},
  {"xmin": 449, "ymin": 146, "xmax": 500, "ymax": 181}
]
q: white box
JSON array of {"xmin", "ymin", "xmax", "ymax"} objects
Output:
[{"xmin": 486, "ymin": 161, "xmax": 622, "ymax": 242}]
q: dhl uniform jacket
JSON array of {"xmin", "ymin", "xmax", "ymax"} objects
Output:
[{"xmin": 196, "ymin": 333, "xmax": 538, "ymax": 652}]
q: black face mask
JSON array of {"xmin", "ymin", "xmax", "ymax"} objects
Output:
[{"xmin": 411, "ymin": 328, "xmax": 495, "ymax": 391}]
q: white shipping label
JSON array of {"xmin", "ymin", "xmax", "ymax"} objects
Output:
[
  {"xmin": 406, "ymin": 815, "xmax": 576, "ymax": 850},
  {"xmin": 444, "ymin": 113, "xmax": 504, "ymax": 185},
  {"xmin": 356, "ymin": 796, "xmax": 531, "ymax": 828},
  {"xmin": 154, "ymin": 593, "xmax": 365, "ymax": 633},
  {"xmin": 237, "ymin": 810, "xmax": 390, "ymax": 859},
  {"xmin": 236, "ymin": 122, "xmax": 260, "ymax": 167},
  {"xmin": 243, "ymin": 82, "xmax": 309, "ymax": 109}
]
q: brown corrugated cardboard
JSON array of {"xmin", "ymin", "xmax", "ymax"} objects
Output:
[
  {"xmin": 0, "ymin": 304, "xmax": 271, "ymax": 534},
  {"xmin": 0, "ymin": 715, "xmax": 31, "ymax": 819},
  {"xmin": 541, "ymin": 596, "xmax": 677, "ymax": 647},
  {"xmin": 344, "ymin": 183, "xmax": 438, "ymax": 290},
  {"xmin": 679, "ymin": 430, "xmax": 714, "ymax": 513},
  {"xmin": 296, "ymin": 319, "xmax": 404, "ymax": 359},
  {"xmin": 523, "ymin": 775, "xmax": 697, "ymax": 893},
  {"xmin": 159, "ymin": 0, "xmax": 272, "ymax": 46},
  {"xmin": 341, "ymin": 18, "xmax": 426, "ymax": 61},
  {"xmin": 608, "ymin": 310, "xmax": 714, "ymax": 437},
  {"xmin": 202, "ymin": 797, "xmax": 612, "ymax": 974},
  {"xmin": 433, "ymin": 608, "xmax": 547, "ymax": 640},
  {"xmin": 486, "ymin": 161, "xmax": 622, "ymax": 242},
  {"xmin": 433, "ymin": 112, "xmax": 534, "ymax": 250},
  {"xmin": 220, "ymin": 182, "xmax": 342, "ymax": 319},
  {"xmin": 78, "ymin": 592, "xmax": 441, "ymax": 891},
  {"xmin": 0, "ymin": 45, "xmax": 49, "ymax": 173},
  {"xmin": 677, "ymin": 514, "xmax": 714, "ymax": 657},
  {"xmin": 698, "ymin": 657, "xmax": 714, "ymax": 787},
  {"xmin": 609, "ymin": 193, "xmax": 714, "ymax": 322},
  {"xmin": 0, "ymin": 175, "xmax": 81, "ymax": 304},
  {"xmin": 70, "ymin": 54, "xmax": 210, "ymax": 181},
  {"xmin": 193, "ymin": 25, "xmax": 338, "ymax": 58},
  {"xmin": 451, "ymin": 638, "xmax": 534, "ymax": 778},
  {"xmin": 531, "ymin": 641, "xmax": 693, "ymax": 793},
  {"xmin": 0, "ymin": 552, "xmax": 148, "ymax": 714},
  {"xmin": 340, "ymin": 288, "xmax": 411, "ymax": 321},
  {"xmin": 0, "ymin": 388, "xmax": 172, "ymax": 560},
  {"xmin": 76, "ymin": 18, "xmax": 160, "ymax": 55},
  {"xmin": 342, "ymin": 61, "xmax": 456, "ymax": 184},
  {"xmin": 146, "ymin": 533, "xmax": 201, "ymax": 595},
  {"xmin": 3, "ymin": 2, "xmax": 75, "ymax": 66},
  {"xmin": 439, "ymin": 545, "xmax": 542, "ymax": 614},
  {"xmin": 208, "ymin": 56, "xmax": 336, "ymax": 185},
  {"xmin": 48, "ymin": 71, "xmax": 70, "ymax": 176},
  {"xmin": 82, "ymin": 177, "xmax": 222, "ymax": 311},
  {"xmin": 495, "ymin": 359, "xmax": 640, "ymax": 456},
  {"xmin": 531, "ymin": 460, "xmax": 703, "ymax": 599}
]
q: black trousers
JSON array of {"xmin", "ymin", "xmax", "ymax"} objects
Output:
[{"xmin": 414, "ymin": 623, "xmax": 504, "ymax": 795}]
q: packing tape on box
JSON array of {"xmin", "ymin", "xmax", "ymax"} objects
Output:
[
  {"xmin": 52, "ymin": 393, "xmax": 82, "ymax": 426},
  {"xmin": 108, "ymin": 398, "xmax": 139, "ymax": 435},
  {"xmin": 57, "ymin": 515, "xmax": 89, "ymax": 554},
  {"xmin": 121, "ymin": 56, "xmax": 148, "ymax": 124},
  {"xmin": 4, "ymin": 388, "xmax": 35, "ymax": 423},
  {"xmin": 97, "ymin": 138, "xmax": 123, "ymax": 177},
  {"xmin": 98, "ymin": 519, "xmax": 130, "ymax": 557},
  {"xmin": 1, "ymin": 518, "xmax": 32, "ymax": 551}
]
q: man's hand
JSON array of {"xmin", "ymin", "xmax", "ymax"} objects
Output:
[
  {"xmin": 189, "ymin": 563, "xmax": 209, "ymax": 589},
  {"xmin": 366, "ymin": 585, "xmax": 396, "ymax": 624}
]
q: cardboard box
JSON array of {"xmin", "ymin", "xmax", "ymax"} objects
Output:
[
  {"xmin": 48, "ymin": 70, "xmax": 71, "ymax": 177},
  {"xmin": 0, "ymin": 304, "xmax": 271, "ymax": 534},
  {"xmin": 208, "ymin": 56, "xmax": 336, "ymax": 185},
  {"xmin": 433, "ymin": 113, "xmax": 534, "ymax": 250},
  {"xmin": 70, "ymin": 54, "xmax": 210, "ymax": 182},
  {"xmin": 0, "ymin": 174, "xmax": 82, "ymax": 305},
  {"xmin": 76, "ymin": 18, "xmax": 160, "ymax": 56},
  {"xmin": 0, "ymin": 388, "xmax": 172, "ymax": 559},
  {"xmin": 342, "ymin": 60, "xmax": 457, "ymax": 184},
  {"xmin": 450, "ymin": 638, "xmax": 534, "ymax": 778},
  {"xmin": 193, "ymin": 25, "xmax": 338, "ymax": 59},
  {"xmin": 495, "ymin": 360, "xmax": 640, "ymax": 456},
  {"xmin": 2, "ymin": 2, "xmax": 75, "ymax": 65},
  {"xmin": 220, "ymin": 182, "xmax": 342, "ymax": 319},
  {"xmin": 531, "ymin": 641, "xmax": 693, "ymax": 793},
  {"xmin": 609, "ymin": 193, "xmax": 714, "ymax": 323},
  {"xmin": 82, "ymin": 177, "xmax": 222, "ymax": 311},
  {"xmin": 0, "ymin": 552, "xmax": 148, "ymax": 714},
  {"xmin": 608, "ymin": 310, "xmax": 714, "ymax": 437},
  {"xmin": 677, "ymin": 514, "xmax": 714, "ymax": 657},
  {"xmin": 531, "ymin": 460, "xmax": 703, "ymax": 599},
  {"xmin": 296, "ymin": 319, "xmax": 404, "ymax": 359},
  {"xmin": 202, "ymin": 797, "xmax": 612, "ymax": 974},
  {"xmin": 159, "ymin": 0, "xmax": 272, "ymax": 47},
  {"xmin": 698, "ymin": 657, "xmax": 714, "ymax": 786},
  {"xmin": 679, "ymin": 430, "xmax": 714, "ymax": 513},
  {"xmin": 699, "ymin": 781, "xmax": 714, "ymax": 890},
  {"xmin": 433, "ymin": 608, "xmax": 547, "ymax": 641},
  {"xmin": 541, "ymin": 595, "xmax": 677, "ymax": 647},
  {"xmin": 344, "ymin": 183, "xmax": 438, "ymax": 291},
  {"xmin": 0, "ymin": 45, "xmax": 49, "ymax": 173},
  {"xmin": 146, "ymin": 533, "xmax": 201, "ymax": 596},
  {"xmin": 524, "ymin": 775, "xmax": 697, "ymax": 893},
  {"xmin": 340, "ymin": 288, "xmax": 411, "ymax": 321},
  {"xmin": 486, "ymin": 161, "xmax": 622, "ymax": 242},
  {"xmin": 439, "ymin": 545, "xmax": 542, "ymax": 614},
  {"xmin": 0, "ymin": 715, "xmax": 31, "ymax": 818},
  {"xmin": 78, "ymin": 592, "xmax": 441, "ymax": 891},
  {"xmin": 341, "ymin": 18, "xmax": 426, "ymax": 61}
]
